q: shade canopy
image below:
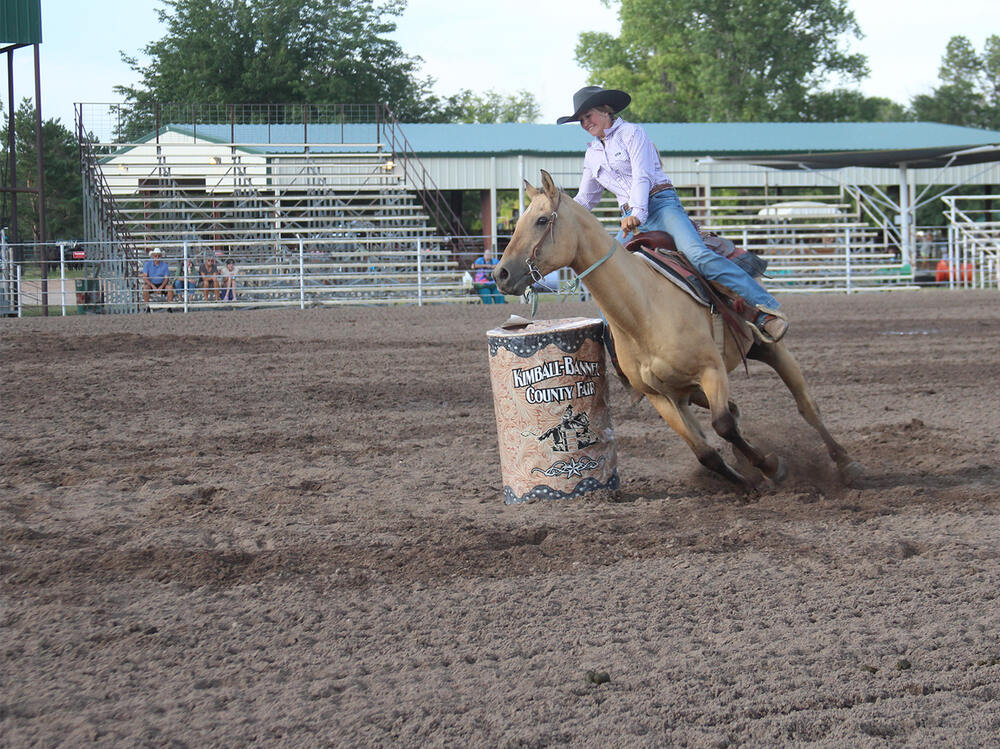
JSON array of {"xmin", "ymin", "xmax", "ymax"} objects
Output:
[{"xmin": 711, "ymin": 140, "xmax": 1000, "ymax": 171}]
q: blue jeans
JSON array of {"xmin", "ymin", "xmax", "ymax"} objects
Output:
[
  {"xmin": 619, "ymin": 189, "xmax": 780, "ymax": 312},
  {"xmin": 476, "ymin": 283, "xmax": 506, "ymax": 304}
]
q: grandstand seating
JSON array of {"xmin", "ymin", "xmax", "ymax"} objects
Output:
[
  {"xmin": 83, "ymin": 108, "xmax": 920, "ymax": 307},
  {"xmin": 89, "ymin": 128, "xmax": 477, "ymax": 307}
]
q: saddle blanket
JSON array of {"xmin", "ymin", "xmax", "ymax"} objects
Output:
[{"xmin": 632, "ymin": 248, "xmax": 713, "ymax": 307}]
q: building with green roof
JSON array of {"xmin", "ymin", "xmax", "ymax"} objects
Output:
[{"xmin": 83, "ymin": 103, "xmax": 1000, "ymax": 287}]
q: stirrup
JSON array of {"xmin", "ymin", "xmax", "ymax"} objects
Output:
[{"xmin": 752, "ymin": 306, "xmax": 788, "ymax": 344}]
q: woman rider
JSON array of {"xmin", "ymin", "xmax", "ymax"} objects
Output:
[{"xmin": 558, "ymin": 86, "xmax": 788, "ymax": 343}]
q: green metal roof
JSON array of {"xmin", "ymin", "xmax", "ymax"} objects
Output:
[
  {"xmin": 398, "ymin": 122, "xmax": 1000, "ymax": 163},
  {"xmin": 133, "ymin": 120, "xmax": 1000, "ymax": 169},
  {"xmin": 0, "ymin": 0, "xmax": 42, "ymax": 44}
]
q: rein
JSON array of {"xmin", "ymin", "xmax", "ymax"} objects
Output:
[{"xmin": 565, "ymin": 241, "xmax": 616, "ymax": 294}]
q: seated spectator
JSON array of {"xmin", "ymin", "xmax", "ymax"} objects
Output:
[
  {"xmin": 220, "ymin": 259, "xmax": 238, "ymax": 302},
  {"xmin": 199, "ymin": 254, "xmax": 220, "ymax": 302},
  {"xmin": 472, "ymin": 250, "xmax": 506, "ymax": 304},
  {"xmin": 173, "ymin": 259, "xmax": 199, "ymax": 299},
  {"xmin": 141, "ymin": 248, "xmax": 174, "ymax": 307}
]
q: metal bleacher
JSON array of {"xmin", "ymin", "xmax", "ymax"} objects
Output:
[{"xmin": 78, "ymin": 103, "xmax": 473, "ymax": 309}]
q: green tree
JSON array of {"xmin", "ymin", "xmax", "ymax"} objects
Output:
[
  {"xmin": 0, "ymin": 99, "xmax": 83, "ymax": 243},
  {"xmin": 804, "ymin": 90, "xmax": 911, "ymax": 122},
  {"xmin": 575, "ymin": 0, "xmax": 869, "ymax": 122},
  {"xmin": 117, "ymin": 0, "xmax": 437, "ymax": 120},
  {"xmin": 911, "ymin": 35, "xmax": 1000, "ymax": 129},
  {"xmin": 429, "ymin": 89, "xmax": 541, "ymax": 124}
]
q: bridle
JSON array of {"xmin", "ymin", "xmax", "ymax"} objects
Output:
[
  {"xmin": 526, "ymin": 191, "xmax": 561, "ymax": 285},
  {"xmin": 525, "ymin": 189, "xmax": 616, "ymax": 290},
  {"xmin": 519, "ymin": 191, "xmax": 618, "ymax": 316}
]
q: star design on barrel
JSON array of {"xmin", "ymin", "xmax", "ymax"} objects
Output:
[{"xmin": 532, "ymin": 456, "xmax": 603, "ymax": 479}]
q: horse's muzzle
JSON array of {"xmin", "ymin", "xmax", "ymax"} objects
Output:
[{"xmin": 493, "ymin": 260, "xmax": 531, "ymax": 296}]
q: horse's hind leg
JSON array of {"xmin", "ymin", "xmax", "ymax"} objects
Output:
[
  {"xmin": 645, "ymin": 393, "xmax": 756, "ymax": 491},
  {"xmin": 699, "ymin": 367, "xmax": 787, "ymax": 484},
  {"xmin": 750, "ymin": 342, "xmax": 863, "ymax": 485}
]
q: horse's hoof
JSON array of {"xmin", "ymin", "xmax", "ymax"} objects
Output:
[
  {"xmin": 840, "ymin": 461, "xmax": 864, "ymax": 486},
  {"xmin": 762, "ymin": 454, "xmax": 788, "ymax": 484}
]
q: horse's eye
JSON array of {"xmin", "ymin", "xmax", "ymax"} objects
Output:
[{"xmin": 536, "ymin": 215, "xmax": 549, "ymax": 225}]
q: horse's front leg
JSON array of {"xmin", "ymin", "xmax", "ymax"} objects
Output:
[
  {"xmin": 689, "ymin": 388, "xmax": 740, "ymax": 425},
  {"xmin": 645, "ymin": 393, "xmax": 757, "ymax": 491},
  {"xmin": 699, "ymin": 367, "xmax": 788, "ymax": 484}
]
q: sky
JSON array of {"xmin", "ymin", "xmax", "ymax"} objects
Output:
[{"xmin": 2, "ymin": 0, "xmax": 997, "ymax": 130}]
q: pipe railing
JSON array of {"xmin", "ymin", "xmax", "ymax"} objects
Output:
[
  {"xmin": 377, "ymin": 103, "xmax": 467, "ymax": 253},
  {"xmin": 942, "ymin": 196, "xmax": 1000, "ymax": 289}
]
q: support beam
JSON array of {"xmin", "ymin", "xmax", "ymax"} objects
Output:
[
  {"xmin": 480, "ymin": 189, "xmax": 493, "ymax": 253},
  {"xmin": 33, "ymin": 44, "xmax": 49, "ymax": 315},
  {"xmin": 490, "ymin": 156, "xmax": 497, "ymax": 253},
  {"xmin": 518, "ymin": 155, "xmax": 525, "ymax": 219},
  {"xmin": 899, "ymin": 164, "xmax": 912, "ymax": 267}
]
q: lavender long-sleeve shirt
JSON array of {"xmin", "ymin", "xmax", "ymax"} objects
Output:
[{"xmin": 573, "ymin": 118, "xmax": 672, "ymax": 225}]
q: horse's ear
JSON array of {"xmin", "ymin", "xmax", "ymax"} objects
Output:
[
  {"xmin": 540, "ymin": 170, "xmax": 559, "ymax": 200},
  {"xmin": 524, "ymin": 180, "xmax": 539, "ymax": 201}
]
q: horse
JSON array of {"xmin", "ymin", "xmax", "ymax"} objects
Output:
[{"xmin": 493, "ymin": 170, "xmax": 863, "ymax": 493}]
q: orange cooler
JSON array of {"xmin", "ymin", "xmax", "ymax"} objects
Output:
[{"xmin": 487, "ymin": 317, "xmax": 619, "ymax": 504}]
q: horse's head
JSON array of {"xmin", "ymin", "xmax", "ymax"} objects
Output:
[{"xmin": 494, "ymin": 170, "xmax": 579, "ymax": 296}]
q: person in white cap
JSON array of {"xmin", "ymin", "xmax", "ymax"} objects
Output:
[
  {"xmin": 141, "ymin": 248, "xmax": 174, "ymax": 307},
  {"xmin": 558, "ymin": 86, "xmax": 787, "ymax": 343}
]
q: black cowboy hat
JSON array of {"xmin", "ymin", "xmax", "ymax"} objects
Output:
[{"xmin": 556, "ymin": 86, "xmax": 631, "ymax": 124}]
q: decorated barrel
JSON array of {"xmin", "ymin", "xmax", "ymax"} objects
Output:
[{"xmin": 487, "ymin": 317, "xmax": 619, "ymax": 504}]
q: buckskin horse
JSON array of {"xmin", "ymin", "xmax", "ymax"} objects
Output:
[{"xmin": 493, "ymin": 170, "xmax": 863, "ymax": 492}]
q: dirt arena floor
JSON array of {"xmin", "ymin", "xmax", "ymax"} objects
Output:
[{"xmin": 2, "ymin": 289, "xmax": 999, "ymax": 747}]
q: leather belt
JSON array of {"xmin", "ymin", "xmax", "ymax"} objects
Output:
[{"xmin": 623, "ymin": 182, "xmax": 673, "ymax": 213}]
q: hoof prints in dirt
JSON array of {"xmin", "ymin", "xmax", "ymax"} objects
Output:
[{"xmin": 3, "ymin": 294, "xmax": 1000, "ymax": 745}]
